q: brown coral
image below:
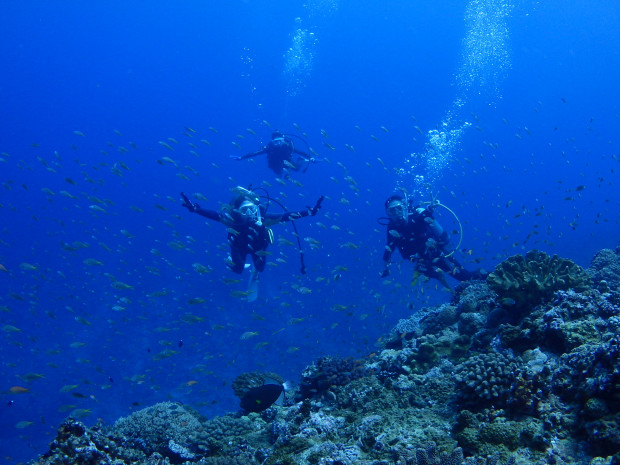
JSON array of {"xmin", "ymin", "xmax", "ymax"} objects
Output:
[{"xmin": 487, "ymin": 250, "xmax": 590, "ymax": 310}]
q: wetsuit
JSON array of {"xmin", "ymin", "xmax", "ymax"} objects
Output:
[
  {"xmin": 193, "ymin": 206, "xmax": 312, "ymax": 273},
  {"xmin": 239, "ymin": 136, "xmax": 310, "ymax": 175},
  {"xmin": 383, "ymin": 206, "xmax": 484, "ymax": 284}
]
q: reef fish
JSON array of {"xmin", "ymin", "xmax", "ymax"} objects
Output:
[{"xmin": 240, "ymin": 381, "xmax": 286, "ymax": 413}]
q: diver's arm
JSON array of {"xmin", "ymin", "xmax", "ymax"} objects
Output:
[
  {"xmin": 181, "ymin": 192, "xmax": 222, "ymax": 222},
  {"xmin": 264, "ymin": 196, "xmax": 323, "ymax": 224},
  {"xmin": 381, "ymin": 233, "xmax": 396, "ymax": 277},
  {"xmin": 428, "ymin": 218, "xmax": 449, "ymax": 248},
  {"xmin": 292, "ymin": 148, "xmax": 312, "ymax": 161},
  {"xmin": 264, "ymin": 209, "xmax": 310, "ymax": 224},
  {"xmin": 194, "ymin": 206, "xmax": 223, "ymax": 222},
  {"xmin": 231, "ymin": 147, "xmax": 268, "ymax": 160}
]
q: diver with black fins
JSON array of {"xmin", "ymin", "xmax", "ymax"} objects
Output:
[
  {"xmin": 181, "ymin": 187, "xmax": 323, "ymax": 300},
  {"xmin": 379, "ymin": 189, "xmax": 487, "ymax": 289},
  {"xmin": 230, "ymin": 130, "xmax": 317, "ymax": 176}
]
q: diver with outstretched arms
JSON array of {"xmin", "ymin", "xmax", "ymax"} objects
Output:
[
  {"xmin": 230, "ymin": 130, "xmax": 317, "ymax": 176},
  {"xmin": 181, "ymin": 187, "xmax": 323, "ymax": 275}
]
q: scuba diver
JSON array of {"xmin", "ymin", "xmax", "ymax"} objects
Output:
[
  {"xmin": 181, "ymin": 187, "xmax": 323, "ymax": 300},
  {"xmin": 380, "ymin": 191, "xmax": 486, "ymax": 289},
  {"xmin": 230, "ymin": 130, "xmax": 315, "ymax": 176}
]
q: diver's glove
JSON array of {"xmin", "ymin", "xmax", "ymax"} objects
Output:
[
  {"xmin": 416, "ymin": 207, "xmax": 433, "ymax": 219},
  {"xmin": 307, "ymin": 195, "xmax": 324, "ymax": 216},
  {"xmin": 181, "ymin": 192, "xmax": 199, "ymax": 213}
]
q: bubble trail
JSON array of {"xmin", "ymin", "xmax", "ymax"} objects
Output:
[
  {"xmin": 282, "ymin": 0, "xmax": 339, "ymax": 97},
  {"xmin": 401, "ymin": 0, "xmax": 514, "ymax": 198}
]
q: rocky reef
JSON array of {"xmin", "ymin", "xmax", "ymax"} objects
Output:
[{"xmin": 28, "ymin": 248, "xmax": 620, "ymax": 465}]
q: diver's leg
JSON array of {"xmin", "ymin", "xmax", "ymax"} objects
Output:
[
  {"xmin": 441, "ymin": 257, "xmax": 486, "ymax": 281},
  {"xmin": 227, "ymin": 247, "xmax": 246, "ymax": 274},
  {"xmin": 252, "ymin": 253, "xmax": 267, "ymax": 273}
]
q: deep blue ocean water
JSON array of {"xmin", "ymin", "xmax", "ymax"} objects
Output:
[{"xmin": 1, "ymin": 1, "xmax": 619, "ymax": 462}]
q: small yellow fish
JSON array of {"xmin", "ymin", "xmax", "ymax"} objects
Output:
[
  {"xmin": 192, "ymin": 263, "xmax": 213, "ymax": 274},
  {"xmin": 19, "ymin": 263, "xmax": 38, "ymax": 271},
  {"xmin": 181, "ymin": 314, "xmax": 205, "ymax": 324},
  {"xmin": 70, "ymin": 408, "xmax": 92, "ymax": 419},
  {"xmin": 9, "ymin": 386, "xmax": 29, "ymax": 394},
  {"xmin": 2, "ymin": 325, "xmax": 21, "ymax": 333},
  {"xmin": 16, "ymin": 421, "xmax": 34, "ymax": 429},
  {"xmin": 153, "ymin": 349, "xmax": 179, "ymax": 361},
  {"xmin": 158, "ymin": 141, "xmax": 174, "ymax": 151},
  {"xmin": 111, "ymin": 281, "xmax": 133, "ymax": 290},
  {"xmin": 230, "ymin": 290, "xmax": 253, "ymax": 298},
  {"xmin": 89, "ymin": 205, "xmax": 107, "ymax": 213},
  {"xmin": 59, "ymin": 384, "xmax": 79, "ymax": 393}
]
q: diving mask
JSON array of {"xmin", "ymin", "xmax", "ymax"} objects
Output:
[
  {"xmin": 386, "ymin": 200, "xmax": 407, "ymax": 222},
  {"xmin": 239, "ymin": 200, "xmax": 262, "ymax": 226}
]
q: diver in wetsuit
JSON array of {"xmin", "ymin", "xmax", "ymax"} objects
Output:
[
  {"xmin": 181, "ymin": 188, "xmax": 322, "ymax": 274},
  {"xmin": 380, "ymin": 192, "xmax": 486, "ymax": 288},
  {"xmin": 231, "ymin": 131, "xmax": 314, "ymax": 176}
]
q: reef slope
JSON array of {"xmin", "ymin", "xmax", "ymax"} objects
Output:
[{"xmin": 29, "ymin": 248, "xmax": 620, "ymax": 465}]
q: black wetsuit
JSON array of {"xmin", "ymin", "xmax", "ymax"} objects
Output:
[
  {"xmin": 193, "ymin": 206, "xmax": 311, "ymax": 273},
  {"xmin": 383, "ymin": 207, "xmax": 484, "ymax": 283},
  {"xmin": 240, "ymin": 136, "xmax": 310, "ymax": 176}
]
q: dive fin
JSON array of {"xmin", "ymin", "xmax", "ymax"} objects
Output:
[{"xmin": 246, "ymin": 268, "xmax": 259, "ymax": 302}]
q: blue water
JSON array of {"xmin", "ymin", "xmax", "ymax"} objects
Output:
[{"xmin": 1, "ymin": 1, "xmax": 619, "ymax": 462}]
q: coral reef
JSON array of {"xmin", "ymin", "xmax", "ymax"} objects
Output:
[
  {"xmin": 454, "ymin": 352, "xmax": 524, "ymax": 409},
  {"xmin": 112, "ymin": 401, "xmax": 204, "ymax": 459},
  {"xmin": 298, "ymin": 356, "xmax": 370, "ymax": 401},
  {"xmin": 28, "ymin": 248, "xmax": 620, "ymax": 465},
  {"xmin": 589, "ymin": 247, "xmax": 620, "ymax": 291},
  {"xmin": 487, "ymin": 250, "xmax": 591, "ymax": 310}
]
